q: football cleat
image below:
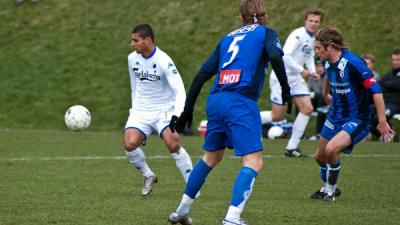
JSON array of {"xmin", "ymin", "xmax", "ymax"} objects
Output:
[
  {"xmin": 222, "ymin": 218, "xmax": 249, "ymax": 225},
  {"xmin": 323, "ymin": 192, "xmax": 336, "ymax": 202},
  {"xmin": 310, "ymin": 187, "xmax": 341, "ymax": 200},
  {"xmin": 284, "ymin": 149, "xmax": 307, "ymax": 158},
  {"xmin": 141, "ymin": 175, "xmax": 157, "ymax": 196},
  {"xmin": 168, "ymin": 212, "xmax": 192, "ymax": 225}
]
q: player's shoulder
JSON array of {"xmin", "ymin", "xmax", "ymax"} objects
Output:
[
  {"xmin": 154, "ymin": 47, "xmax": 173, "ymax": 61},
  {"xmin": 342, "ymin": 50, "xmax": 365, "ymax": 67},
  {"xmin": 128, "ymin": 51, "xmax": 139, "ymax": 61},
  {"xmin": 288, "ymin": 27, "xmax": 307, "ymax": 39}
]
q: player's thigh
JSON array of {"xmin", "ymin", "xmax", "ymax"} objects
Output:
[
  {"xmin": 228, "ymin": 100, "xmax": 263, "ymax": 156},
  {"xmin": 124, "ymin": 128, "xmax": 146, "ymax": 150},
  {"xmin": 292, "ymin": 95, "xmax": 314, "ymax": 115},
  {"xmin": 271, "ymin": 103, "xmax": 286, "ymax": 121},
  {"xmin": 325, "ymin": 130, "xmax": 352, "ymax": 156}
]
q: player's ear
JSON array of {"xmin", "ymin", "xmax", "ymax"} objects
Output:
[{"xmin": 239, "ymin": 15, "xmax": 244, "ymax": 24}]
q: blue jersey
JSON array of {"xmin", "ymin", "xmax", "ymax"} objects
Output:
[
  {"xmin": 199, "ymin": 24, "xmax": 284, "ymax": 101},
  {"xmin": 325, "ymin": 50, "xmax": 381, "ymax": 122}
]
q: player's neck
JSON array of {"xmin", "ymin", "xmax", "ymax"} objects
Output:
[{"xmin": 142, "ymin": 44, "xmax": 156, "ymax": 58}]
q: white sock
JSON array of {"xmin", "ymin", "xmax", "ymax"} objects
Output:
[
  {"xmin": 224, "ymin": 206, "xmax": 242, "ymax": 222},
  {"xmin": 125, "ymin": 148, "xmax": 154, "ymax": 177},
  {"xmin": 260, "ymin": 111, "xmax": 272, "ymax": 124},
  {"xmin": 176, "ymin": 194, "xmax": 194, "ymax": 216},
  {"xmin": 170, "ymin": 147, "xmax": 193, "ymax": 182},
  {"xmin": 286, "ymin": 112, "xmax": 310, "ymax": 150}
]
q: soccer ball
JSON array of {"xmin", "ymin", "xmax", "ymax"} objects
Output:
[
  {"xmin": 64, "ymin": 105, "xmax": 91, "ymax": 131},
  {"xmin": 268, "ymin": 126, "xmax": 284, "ymax": 139}
]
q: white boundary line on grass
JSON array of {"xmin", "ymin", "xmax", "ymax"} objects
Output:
[{"xmin": 1, "ymin": 154, "xmax": 400, "ymax": 162}]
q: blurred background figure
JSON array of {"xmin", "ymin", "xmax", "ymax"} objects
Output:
[
  {"xmin": 369, "ymin": 48, "xmax": 400, "ymax": 141},
  {"xmin": 16, "ymin": 0, "xmax": 40, "ymax": 5},
  {"xmin": 362, "ymin": 53, "xmax": 380, "ymax": 80},
  {"xmin": 307, "ymin": 59, "xmax": 327, "ymax": 140}
]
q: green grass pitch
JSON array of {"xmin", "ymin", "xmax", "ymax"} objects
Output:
[{"xmin": 1, "ymin": 129, "xmax": 399, "ymax": 225}]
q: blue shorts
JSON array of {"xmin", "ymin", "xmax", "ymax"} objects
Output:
[
  {"xmin": 320, "ymin": 118, "xmax": 371, "ymax": 154},
  {"xmin": 203, "ymin": 92, "xmax": 263, "ymax": 156}
]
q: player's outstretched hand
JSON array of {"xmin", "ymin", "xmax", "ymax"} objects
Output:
[
  {"xmin": 168, "ymin": 115, "xmax": 179, "ymax": 133},
  {"xmin": 282, "ymin": 87, "xmax": 292, "ymax": 114},
  {"xmin": 377, "ymin": 121, "xmax": 396, "ymax": 143},
  {"xmin": 174, "ymin": 110, "xmax": 193, "ymax": 133}
]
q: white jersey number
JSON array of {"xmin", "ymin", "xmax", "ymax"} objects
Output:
[{"xmin": 222, "ymin": 35, "xmax": 245, "ymax": 69}]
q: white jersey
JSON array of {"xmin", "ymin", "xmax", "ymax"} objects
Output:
[
  {"xmin": 271, "ymin": 26, "xmax": 316, "ymax": 77},
  {"xmin": 127, "ymin": 47, "xmax": 185, "ymax": 116}
]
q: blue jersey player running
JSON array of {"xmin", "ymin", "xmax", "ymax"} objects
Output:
[
  {"xmin": 311, "ymin": 27, "xmax": 395, "ymax": 201},
  {"xmin": 168, "ymin": 0, "xmax": 291, "ymax": 224}
]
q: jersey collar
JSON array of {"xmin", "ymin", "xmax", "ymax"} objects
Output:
[{"xmin": 304, "ymin": 27, "xmax": 313, "ymax": 37}]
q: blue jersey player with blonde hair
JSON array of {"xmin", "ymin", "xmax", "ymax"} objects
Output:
[
  {"xmin": 311, "ymin": 27, "xmax": 395, "ymax": 201},
  {"xmin": 168, "ymin": 0, "xmax": 291, "ymax": 224}
]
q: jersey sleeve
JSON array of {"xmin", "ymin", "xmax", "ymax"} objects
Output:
[
  {"xmin": 264, "ymin": 28, "xmax": 290, "ymax": 91},
  {"xmin": 160, "ymin": 55, "xmax": 186, "ymax": 116},
  {"xmin": 184, "ymin": 44, "xmax": 220, "ymax": 112},
  {"xmin": 350, "ymin": 60, "xmax": 382, "ymax": 94},
  {"xmin": 127, "ymin": 56, "xmax": 137, "ymax": 108},
  {"xmin": 305, "ymin": 46, "xmax": 316, "ymax": 74},
  {"xmin": 282, "ymin": 31, "xmax": 304, "ymax": 74}
]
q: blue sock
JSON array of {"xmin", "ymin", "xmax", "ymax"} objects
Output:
[
  {"xmin": 320, "ymin": 163, "xmax": 327, "ymax": 183},
  {"xmin": 230, "ymin": 167, "xmax": 258, "ymax": 208},
  {"xmin": 327, "ymin": 160, "xmax": 341, "ymax": 186},
  {"xmin": 184, "ymin": 159, "xmax": 212, "ymax": 199}
]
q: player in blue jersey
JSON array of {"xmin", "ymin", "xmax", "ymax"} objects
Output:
[
  {"xmin": 310, "ymin": 27, "xmax": 395, "ymax": 201},
  {"xmin": 167, "ymin": 1, "xmax": 291, "ymax": 224}
]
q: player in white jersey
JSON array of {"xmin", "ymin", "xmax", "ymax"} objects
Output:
[
  {"xmin": 124, "ymin": 24, "xmax": 195, "ymax": 196},
  {"xmin": 261, "ymin": 7, "xmax": 324, "ymax": 157}
]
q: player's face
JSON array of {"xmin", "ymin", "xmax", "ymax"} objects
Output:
[
  {"xmin": 131, "ymin": 33, "xmax": 147, "ymax": 54},
  {"xmin": 391, "ymin": 54, "xmax": 400, "ymax": 69},
  {"xmin": 305, "ymin": 14, "xmax": 321, "ymax": 34},
  {"xmin": 315, "ymin": 41, "xmax": 329, "ymax": 61}
]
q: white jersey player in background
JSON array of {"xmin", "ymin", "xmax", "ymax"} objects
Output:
[
  {"xmin": 261, "ymin": 7, "xmax": 325, "ymax": 157},
  {"xmin": 124, "ymin": 24, "xmax": 195, "ymax": 196}
]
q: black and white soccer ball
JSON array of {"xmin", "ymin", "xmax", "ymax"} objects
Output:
[{"xmin": 64, "ymin": 105, "xmax": 91, "ymax": 131}]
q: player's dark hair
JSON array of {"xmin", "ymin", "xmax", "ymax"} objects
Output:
[
  {"xmin": 361, "ymin": 53, "xmax": 375, "ymax": 63},
  {"xmin": 240, "ymin": 0, "xmax": 267, "ymax": 25},
  {"xmin": 132, "ymin": 24, "xmax": 154, "ymax": 42},
  {"xmin": 315, "ymin": 27, "xmax": 349, "ymax": 50},
  {"xmin": 305, "ymin": 7, "xmax": 325, "ymax": 22},
  {"xmin": 392, "ymin": 48, "xmax": 400, "ymax": 55}
]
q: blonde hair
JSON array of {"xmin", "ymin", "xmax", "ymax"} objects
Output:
[
  {"xmin": 239, "ymin": 0, "xmax": 267, "ymax": 25},
  {"xmin": 315, "ymin": 27, "xmax": 349, "ymax": 50}
]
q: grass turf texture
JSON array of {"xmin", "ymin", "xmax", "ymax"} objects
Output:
[
  {"xmin": 1, "ymin": 129, "xmax": 399, "ymax": 225},
  {"xmin": 0, "ymin": 0, "xmax": 399, "ymax": 132}
]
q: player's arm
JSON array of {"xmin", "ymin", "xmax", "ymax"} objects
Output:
[
  {"xmin": 265, "ymin": 28, "xmax": 292, "ymax": 113},
  {"xmin": 322, "ymin": 75, "xmax": 331, "ymax": 105},
  {"xmin": 305, "ymin": 47, "xmax": 318, "ymax": 79},
  {"xmin": 127, "ymin": 56, "xmax": 137, "ymax": 108},
  {"xmin": 163, "ymin": 59, "xmax": 186, "ymax": 116},
  {"xmin": 172, "ymin": 45, "xmax": 220, "ymax": 133},
  {"xmin": 352, "ymin": 63, "xmax": 395, "ymax": 142},
  {"xmin": 282, "ymin": 31, "xmax": 305, "ymax": 75}
]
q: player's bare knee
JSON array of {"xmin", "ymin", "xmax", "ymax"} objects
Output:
[
  {"xmin": 325, "ymin": 143, "xmax": 338, "ymax": 159},
  {"xmin": 300, "ymin": 105, "xmax": 314, "ymax": 115},
  {"xmin": 166, "ymin": 141, "xmax": 180, "ymax": 153},
  {"xmin": 124, "ymin": 140, "xmax": 140, "ymax": 152}
]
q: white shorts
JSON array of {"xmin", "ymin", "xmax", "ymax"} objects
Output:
[
  {"xmin": 124, "ymin": 108, "xmax": 173, "ymax": 140},
  {"xmin": 269, "ymin": 72, "xmax": 310, "ymax": 105}
]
